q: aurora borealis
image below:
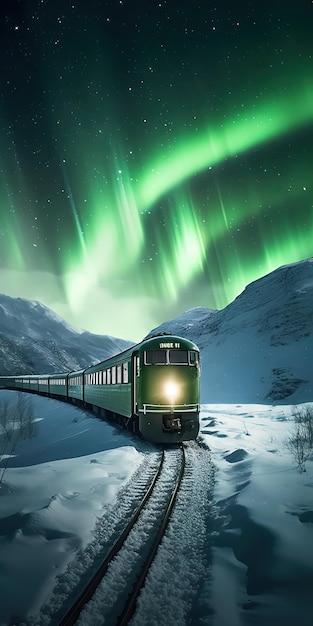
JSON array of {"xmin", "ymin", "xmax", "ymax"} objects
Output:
[{"xmin": 1, "ymin": 1, "xmax": 313, "ymax": 340}]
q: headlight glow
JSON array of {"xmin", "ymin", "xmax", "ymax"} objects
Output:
[{"xmin": 164, "ymin": 380, "xmax": 180, "ymax": 404}]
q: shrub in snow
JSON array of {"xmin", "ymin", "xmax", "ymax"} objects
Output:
[
  {"xmin": 0, "ymin": 393, "xmax": 35, "ymax": 485},
  {"xmin": 286, "ymin": 405, "xmax": 313, "ymax": 472}
]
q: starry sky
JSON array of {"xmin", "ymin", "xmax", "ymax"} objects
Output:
[{"xmin": 1, "ymin": 0, "xmax": 313, "ymax": 341}]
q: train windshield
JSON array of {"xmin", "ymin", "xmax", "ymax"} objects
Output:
[
  {"xmin": 168, "ymin": 349, "xmax": 188, "ymax": 364},
  {"xmin": 145, "ymin": 349, "xmax": 167, "ymax": 364},
  {"xmin": 145, "ymin": 349, "xmax": 189, "ymax": 365}
]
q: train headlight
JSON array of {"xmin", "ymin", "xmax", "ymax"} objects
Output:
[{"xmin": 164, "ymin": 380, "xmax": 179, "ymax": 404}]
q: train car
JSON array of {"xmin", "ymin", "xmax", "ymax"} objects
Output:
[
  {"xmin": 0, "ymin": 377, "xmax": 15, "ymax": 389},
  {"xmin": 48, "ymin": 373, "xmax": 68, "ymax": 398},
  {"xmin": 83, "ymin": 335, "xmax": 200, "ymax": 443},
  {"xmin": 84, "ymin": 349, "xmax": 133, "ymax": 428},
  {"xmin": 29, "ymin": 376, "xmax": 39, "ymax": 393},
  {"xmin": 37, "ymin": 375, "xmax": 50, "ymax": 395},
  {"xmin": 0, "ymin": 335, "xmax": 200, "ymax": 444},
  {"xmin": 68, "ymin": 369, "xmax": 84, "ymax": 402}
]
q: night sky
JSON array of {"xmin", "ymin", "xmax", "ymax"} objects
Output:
[{"xmin": 1, "ymin": 0, "xmax": 313, "ymax": 341}]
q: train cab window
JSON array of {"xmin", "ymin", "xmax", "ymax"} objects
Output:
[
  {"xmin": 168, "ymin": 349, "xmax": 188, "ymax": 364},
  {"xmin": 145, "ymin": 350, "xmax": 167, "ymax": 365},
  {"xmin": 189, "ymin": 351, "xmax": 199, "ymax": 365},
  {"xmin": 123, "ymin": 362, "xmax": 128, "ymax": 383}
]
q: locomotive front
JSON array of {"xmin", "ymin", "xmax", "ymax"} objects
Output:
[{"xmin": 136, "ymin": 336, "xmax": 200, "ymax": 443}]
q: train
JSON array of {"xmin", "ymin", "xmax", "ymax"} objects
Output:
[{"xmin": 0, "ymin": 335, "xmax": 200, "ymax": 444}]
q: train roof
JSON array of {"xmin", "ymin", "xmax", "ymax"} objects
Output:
[
  {"xmin": 136, "ymin": 334, "xmax": 199, "ymax": 351},
  {"xmin": 68, "ymin": 369, "xmax": 85, "ymax": 377}
]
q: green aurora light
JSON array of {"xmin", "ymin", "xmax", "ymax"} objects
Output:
[
  {"xmin": 57, "ymin": 79, "xmax": 313, "ymax": 316},
  {"xmin": 135, "ymin": 80, "xmax": 313, "ymax": 211},
  {"xmin": 0, "ymin": 1, "xmax": 312, "ymax": 339}
]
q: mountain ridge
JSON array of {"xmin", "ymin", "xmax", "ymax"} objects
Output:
[{"xmin": 0, "ymin": 294, "xmax": 134, "ymax": 375}]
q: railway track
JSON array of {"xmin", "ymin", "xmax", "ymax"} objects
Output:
[{"xmin": 58, "ymin": 445, "xmax": 185, "ymax": 626}]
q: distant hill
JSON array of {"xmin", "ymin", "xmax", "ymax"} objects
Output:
[
  {"xmin": 0, "ymin": 295, "xmax": 134, "ymax": 375},
  {"xmin": 146, "ymin": 258, "xmax": 313, "ymax": 404}
]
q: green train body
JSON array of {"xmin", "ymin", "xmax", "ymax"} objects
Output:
[{"xmin": 0, "ymin": 335, "xmax": 200, "ymax": 444}]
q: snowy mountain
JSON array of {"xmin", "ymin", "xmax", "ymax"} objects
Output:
[
  {"xmin": 147, "ymin": 258, "xmax": 313, "ymax": 404},
  {"xmin": 0, "ymin": 295, "xmax": 134, "ymax": 375}
]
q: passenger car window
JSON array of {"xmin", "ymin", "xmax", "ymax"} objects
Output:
[{"xmin": 123, "ymin": 362, "xmax": 128, "ymax": 383}]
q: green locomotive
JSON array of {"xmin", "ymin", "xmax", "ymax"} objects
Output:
[{"xmin": 0, "ymin": 335, "xmax": 200, "ymax": 444}]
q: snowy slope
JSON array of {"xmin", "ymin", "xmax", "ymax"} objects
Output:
[
  {"xmin": 0, "ymin": 295, "xmax": 134, "ymax": 375},
  {"xmin": 147, "ymin": 258, "xmax": 313, "ymax": 404}
]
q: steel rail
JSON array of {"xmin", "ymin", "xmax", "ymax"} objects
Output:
[
  {"xmin": 58, "ymin": 450, "xmax": 165, "ymax": 626},
  {"xmin": 117, "ymin": 444, "xmax": 186, "ymax": 625}
]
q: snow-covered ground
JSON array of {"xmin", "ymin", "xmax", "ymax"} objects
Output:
[
  {"xmin": 1, "ymin": 392, "xmax": 313, "ymax": 625},
  {"xmin": 202, "ymin": 403, "xmax": 313, "ymax": 626}
]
